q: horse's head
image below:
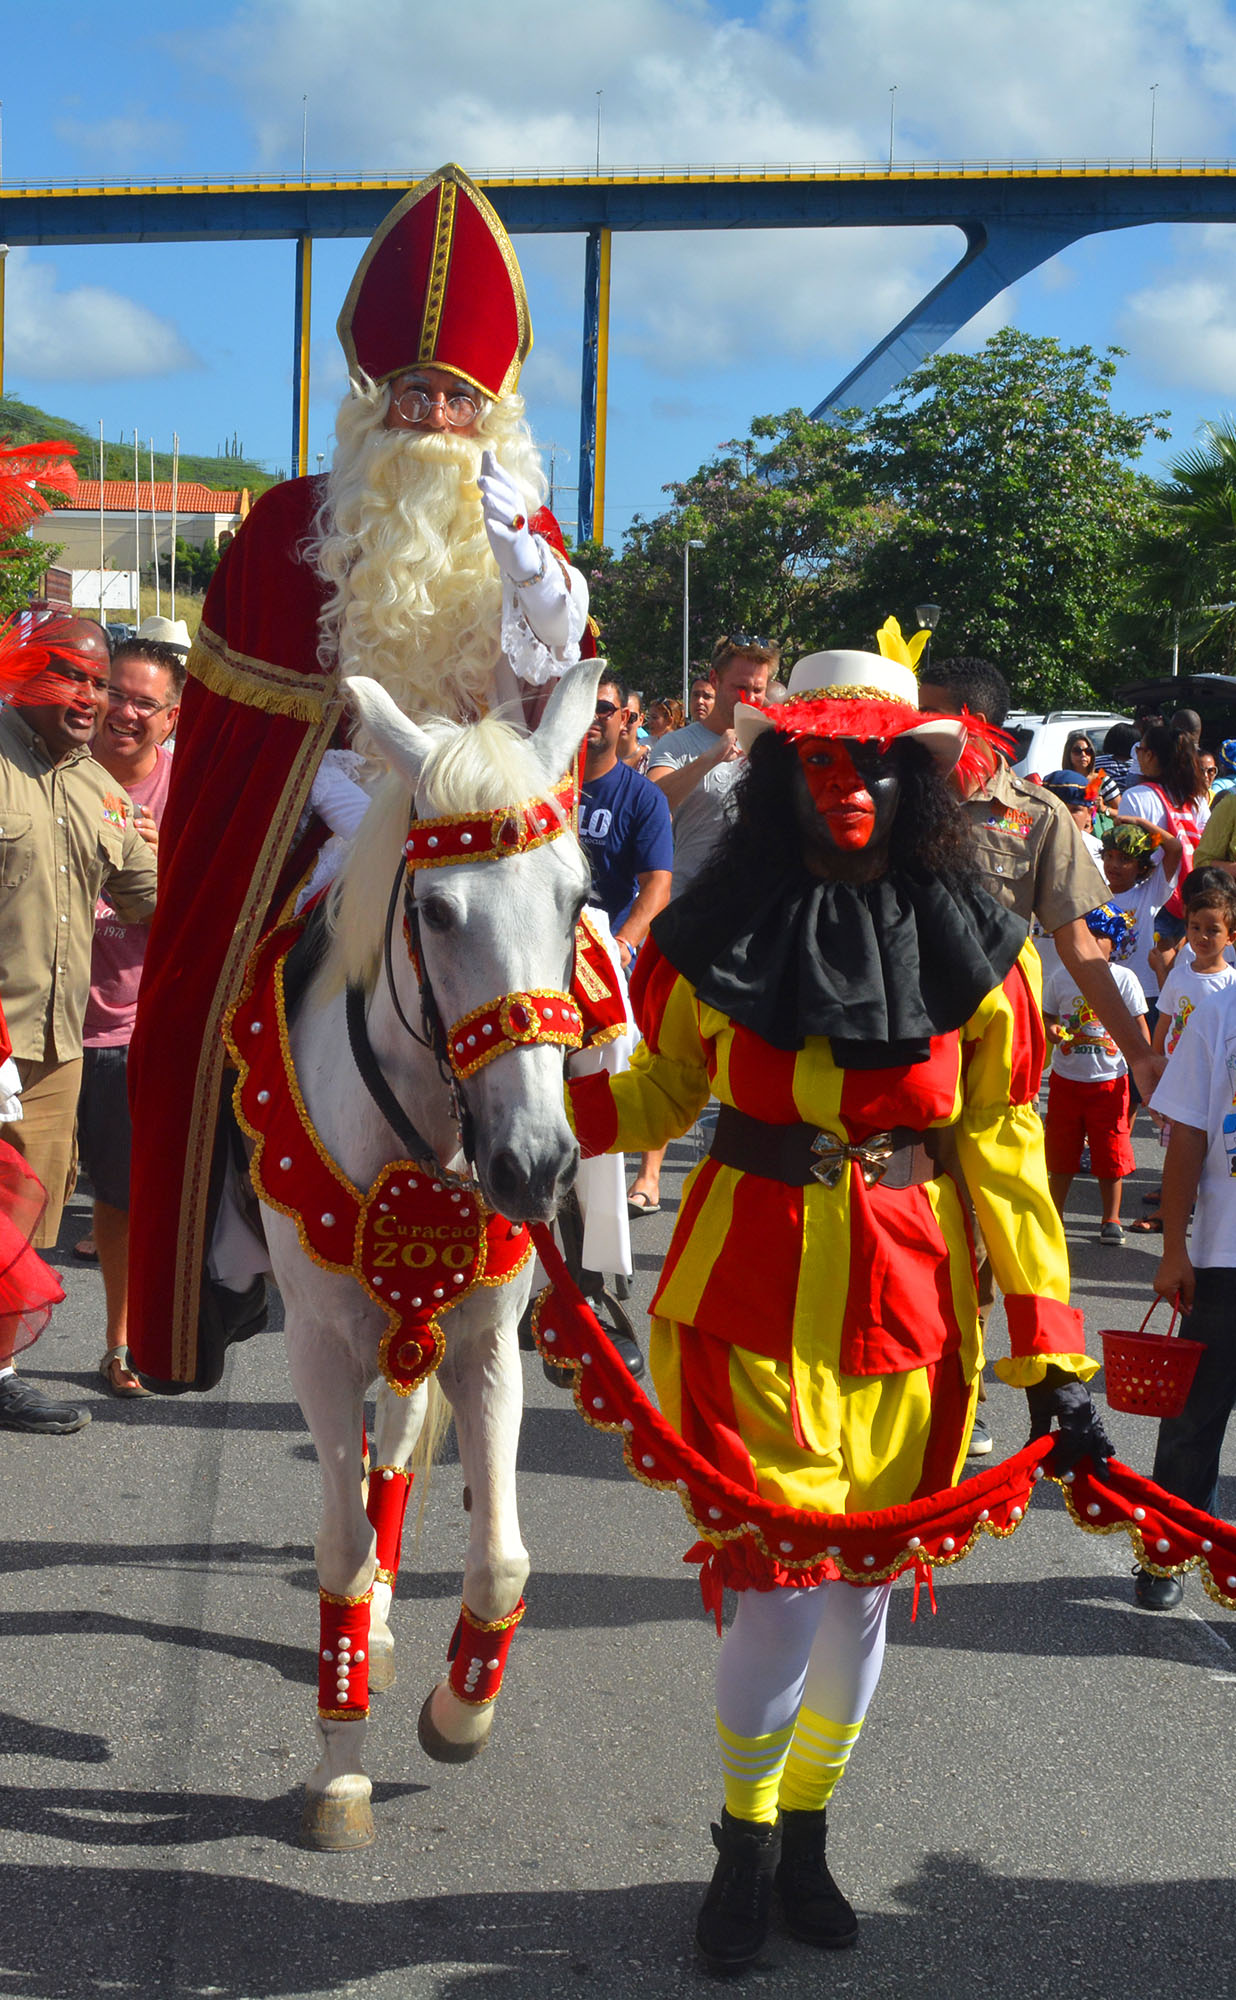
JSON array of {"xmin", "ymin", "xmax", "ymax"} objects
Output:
[{"xmin": 341, "ymin": 662, "xmax": 603, "ymax": 1222}]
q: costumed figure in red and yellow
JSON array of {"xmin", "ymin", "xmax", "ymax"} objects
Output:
[
  {"xmin": 127, "ymin": 164, "xmax": 592, "ymax": 1389},
  {"xmin": 563, "ymin": 647, "xmax": 1112, "ymax": 1972},
  {"xmin": 0, "ymin": 992, "xmax": 65, "ymax": 1378}
]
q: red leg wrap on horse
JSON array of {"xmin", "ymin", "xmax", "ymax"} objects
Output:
[
  {"xmin": 318, "ymin": 1588, "xmax": 372, "ymax": 1719},
  {"xmin": 446, "ymin": 1597, "xmax": 526, "ymax": 1707},
  {"xmin": 366, "ymin": 1465, "xmax": 413, "ymax": 1584}
]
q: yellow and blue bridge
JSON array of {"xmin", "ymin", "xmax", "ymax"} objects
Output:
[{"xmin": 3, "ymin": 158, "xmax": 1234, "ymax": 544}]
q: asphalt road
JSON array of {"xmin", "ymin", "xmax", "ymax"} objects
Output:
[{"xmin": 0, "ymin": 1121, "xmax": 1232, "ymax": 2000}]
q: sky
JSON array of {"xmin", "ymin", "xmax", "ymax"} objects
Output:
[{"xmin": 6, "ymin": 0, "xmax": 1236, "ymax": 550}]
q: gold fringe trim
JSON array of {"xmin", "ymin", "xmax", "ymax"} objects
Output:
[
  {"xmin": 189, "ymin": 624, "xmax": 343, "ymax": 723},
  {"xmin": 1057, "ymin": 1481, "xmax": 1236, "ymax": 1611}
]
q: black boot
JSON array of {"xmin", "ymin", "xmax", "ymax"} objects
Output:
[
  {"xmin": 695, "ymin": 1808, "xmax": 779, "ymax": 1972},
  {"xmin": 775, "ymin": 1808, "xmax": 858, "ymax": 1949}
]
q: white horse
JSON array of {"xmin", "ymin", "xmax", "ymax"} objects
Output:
[{"xmin": 246, "ymin": 659, "xmax": 600, "ymax": 1849}]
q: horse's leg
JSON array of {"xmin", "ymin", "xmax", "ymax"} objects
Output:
[
  {"xmin": 418, "ymin": 1283, "xmax": 531, "ymax": 1762},
  {"xmin": 285, "ymin": 1309, "xmax": 379, "ymax": 1851},
  {"xmin": 366, "ymin": 1377, "xmax": 428, "ymax": 1691}
]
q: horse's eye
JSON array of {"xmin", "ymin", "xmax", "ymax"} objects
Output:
[{"xmin": 419, "ymin": 897, "xmax": 455, "ymax": 934}]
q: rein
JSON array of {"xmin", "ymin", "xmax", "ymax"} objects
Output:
[{"xmin": 347, "ymin": 772, "xmax": 583, "ymax": 1183}]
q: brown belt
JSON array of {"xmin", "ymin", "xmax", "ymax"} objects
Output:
[{"xmin": 710, "ymin": 1104, "xmax": 938, "ymax": 1190}]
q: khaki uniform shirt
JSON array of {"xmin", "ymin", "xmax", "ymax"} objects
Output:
[
  {"xmin": 963, "ymin": 760, "xmax": 1108, "ymax": 932},
  {"xmin": 0, "ymin": 707, "xmax": 158, "ymax": 1063},
  {"xmin": 1194, "ymin": 789, "xmax": 1236, "ymax": 865}
]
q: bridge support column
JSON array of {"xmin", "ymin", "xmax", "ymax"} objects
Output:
[
  {"xmin": 292, "ymin": 233, "xmax": 312, "ymax": 477},
  {"xmin": 577, "ymin": 226, "xmax": 611, "ymax": 547},
  {"xmin": 813, "ymin": 219, "xmax": 1088, "ymax": 417}
]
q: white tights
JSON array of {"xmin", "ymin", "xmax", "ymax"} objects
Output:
[{"xmin": 716, "ymin": 1579, "xmax": 893, "ymax": 1742}]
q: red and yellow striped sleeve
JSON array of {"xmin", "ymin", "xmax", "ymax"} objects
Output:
[
  {"xmin": 957, "ymin": 944, "xmax": 1097, "ymax": 1386},
  {"xmin": 566, "ymin": 944, "xmax": 712, "ymax": 1158}
]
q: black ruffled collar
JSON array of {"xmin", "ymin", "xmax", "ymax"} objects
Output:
[{"xmin": 651, "ymin": 866, "xmax": 1027, "ymax": 1068}]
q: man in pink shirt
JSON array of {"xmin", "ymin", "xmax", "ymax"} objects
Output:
[{"xmin": 81, "ymin": 637, "xmax": 182, "ymax": 1394}]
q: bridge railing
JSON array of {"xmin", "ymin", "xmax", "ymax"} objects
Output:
[{"xmin": 3, "ymin": 157, "xmax": 1236, "ymax": 196}]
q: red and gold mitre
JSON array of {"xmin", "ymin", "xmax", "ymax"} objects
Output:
[{"xmin": 337, "ymin": 164, "xmax": 531, "ymax": 399}]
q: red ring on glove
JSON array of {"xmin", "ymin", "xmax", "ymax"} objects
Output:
[{"xmin": 510, "ymin": 513, "xmax": 525, "ymax": 531}]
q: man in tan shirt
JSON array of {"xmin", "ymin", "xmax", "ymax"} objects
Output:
[{"xmin": 0, "ymin": 617, "xmax": 157, "ymax": 1434}]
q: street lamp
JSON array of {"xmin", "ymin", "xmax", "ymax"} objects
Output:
[
  {"xmin": 683, "ymin": 538, "xmax": 706, "ymax": 708},
  {"xmin": 915, "ymin": 601, "xmax": 941, "ymax": 677}
]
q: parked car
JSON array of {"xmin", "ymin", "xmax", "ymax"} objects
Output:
[
  {"xmin": 1115, "ymin": 673, "xmax": 1236, "ymax": 752},
  {"xmin": 1004, "ymin": 710, "xmax": 1131, "ymax": 781}
]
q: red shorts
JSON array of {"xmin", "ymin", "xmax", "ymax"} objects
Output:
[{"xmin": 1044, "ymin": 1070, "xmax": 1135, "ymax": 1179}]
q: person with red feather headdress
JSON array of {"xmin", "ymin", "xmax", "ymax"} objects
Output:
[
  {"xmin": 127, "ymin": 165, "xmax": 593, "ymax": 1390},
  {"xmin": 564, "ymin": 646, "xmax": 1110, "ymax": 1971}
]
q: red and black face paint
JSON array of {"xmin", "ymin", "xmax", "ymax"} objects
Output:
[{"xmin": 795, "ymin": 736, "xmax": 900, "ymax": 852}]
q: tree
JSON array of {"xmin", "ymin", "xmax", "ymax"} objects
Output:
[
  {"xmin": 1117, "ymin": 418, "xmax": 1236, "ymax": 673},
  {"xmin": 842, "ymin": 331, "xmax": 1170, "ymax": 706},
  {"xmin": 578, "ymin": 409, "xmax": 872, "ymax": 693}
]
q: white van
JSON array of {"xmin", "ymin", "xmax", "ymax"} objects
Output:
[{"xmin": 1004, "ymin": 710, "xmax": 1131, "ymax": 781}]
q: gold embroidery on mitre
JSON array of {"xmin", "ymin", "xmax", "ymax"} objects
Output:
[{"xmin": 419, "ymin": 177, "xmax": 457, "ymax": 364}]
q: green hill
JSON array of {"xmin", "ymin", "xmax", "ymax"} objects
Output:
[{"xmin": 0, "ymin": 395, "xmax": 282, "ymax": 496}]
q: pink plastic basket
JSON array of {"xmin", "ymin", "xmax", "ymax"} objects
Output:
[{"xmin": 1100, "ymin": 1297, "xmax": 1203, "ymax": 1419}]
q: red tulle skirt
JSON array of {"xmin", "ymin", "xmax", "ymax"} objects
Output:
[{"xmin": 0, "ymin": 1137, "xmax": 64, "ymax": 1354}]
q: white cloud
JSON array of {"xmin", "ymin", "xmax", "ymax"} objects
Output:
[
  {"xmin": 52, "ymin": 112, "xmax": 182, "ymax": 169},
  {"xmin": 5, "ymin": 251, "xmax": 199, "ymax": 384},
  {"xmin": 1121, "ymin": 261, "xmax": 1236, "ymax": 393}
]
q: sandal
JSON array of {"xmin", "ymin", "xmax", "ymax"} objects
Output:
[
  {"xmin": 627, "ymin": 1189, "xmax": 661, "ymax": 1217},
  {"xmin": 1128, "ymin": 1215, "xmax": 1163, "ymax": 1234},
  {"xmin": 74, "ymin": 1235, "xmax": 98, "ymax": 1260},
  {"xmin": 98, "ymin": 1345, "xmax": 152, "ymax": 1397}
]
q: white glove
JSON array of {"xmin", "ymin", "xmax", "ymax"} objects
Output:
[{"xmin": 478, "ymin": 449, "xmax": 544, "ymax": 585}]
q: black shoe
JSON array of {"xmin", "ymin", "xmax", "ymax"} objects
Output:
[
  {"xmin": 1133, "ymin": 1567, "xmax": 1183, "ymax": 1611},
  {"xmin": 965, "ymin": 1414, "xmax": 993, "ymax": 1457},
  {"xmin": 606, "ymin": 1327, "xmax": 645, "ymax": 1379},
  {"xmin": 775, "ymin": 1808, "xmax": 858, "ymax": 1949},
  {"xmin": 695, "ymin": 1809, "xmax": 779, "ymax": 1972},
  {"xmin": 0, "ymin": 1376, "xmax": 90, "ymax": 1435}
]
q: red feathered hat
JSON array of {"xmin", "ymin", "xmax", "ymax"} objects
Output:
[{"xmin": 337, "ymin": 164, "xmax": 531, "ymax": 399}]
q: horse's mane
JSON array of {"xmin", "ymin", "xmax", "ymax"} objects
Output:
[{"xmin": 323, "ymin": 714, "xmax": 560, "ymax": 994}]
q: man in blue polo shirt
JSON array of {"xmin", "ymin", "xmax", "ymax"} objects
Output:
[{"xmin": 580, "ymin": 675, "xmax": 673, "ymax": 975}]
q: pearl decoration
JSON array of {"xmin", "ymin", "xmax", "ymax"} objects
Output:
[
  {"xmin": 780, "ymin": 1541, "xmax": 794, "ymax": 1554},
  {"xmin": 621, "ymin": 1418, "xmax": 634, "ymax": 1432},
  {"xmin": 390, "ymin": 1290, "xmax": 401, "ymax": 1301},
  {"xmin": 427, "ymin": 836, "xmax": 438, "ymax": 848},
  {"xmin": 382, "ymin": 1469, "xmax": 394, "ymax": 1483},
  {"xmin": 1061, "ymin": 1471, "xmax": 1074, "ymax": 1484},
  {"xmin": 322, "ymin": 1650, "xmax": 334, "ymax": 1662},
  {"xmin": 1155, "ymin": 1538, "xmax": 1170, "ymax": 1554},
  {"xmin": 391, "ymin": 1186, "xmax": 402, "ymax": 1197},
  {"xmin": 355, "ymin": 1649, "xmax": 364, "ymax": 1662},
  {"xmin": 410, "ymin": 1298, "xmax": 422, "ymax": 1308},
  {"xmin": 1202, "ymin": 1539, "xmax": 1213, "ymax": 1552},
  {"xmin": 372, "ymin": 1275, "xmax": 383, "ymax": 1286},
  {"xmin": 942, "ymin": 1537, "xmax": 955, "ymax": 1552},
  {"xmin": 1087, "ymin": 1503, "xmax": 1101, "ymax": 1518},
  {"xmin": 279, "ymin": 1156, "xmax": 292, "ymax": 1171},
  {"xmin": 592, "ymin": 1397, "xmax": 604, "ymax": 1411},
  {"xmin": 641, "ymin": 1454, "xmax": 655, "ymax": 1468},
  {"xmin": 433, "ymin": 1287, "xmax": 444, "ymax": 1299},
  {"xmin": 1133, "ymin": 1507, "xmax": 1146, "ymax": 1521},
  {"xmin": 249, "ymin": 1020, "xmax": 263, "ymax": 1035},
  {"xmin": 453, "ymin": 1274, "xmax": 465, "ymax": 1285},
  {"xmin": 581, "ymin": 1351, "xmax": 592, "ymax": 1365},
  {"xmin": 908, "ymin": 1536, "xmax": 921, "ymax": 1549},
  {"xmin": 709, "ymin": 1508, "xmax": 723, "ymax": 1521},
  {"xmin": 1011, "ymin": 1507, "xmax": 1024, "ymax": 1521},
  {"xmin": 461, "ymin": 832, "xmax": 472, "ymax": 845},
  {"xmin": 256, "ymin": 1089, "xmax": 270, "ymax": 1105},
  {"xmin": 826, "ymin": 1546, "xmax": 841, "ymax": 1558},
  {"xmin": 482, "ymin": 1024, "xmax": 493, "ymax": 1035},
  {"xmin": 486, "ymin": 1657, "xmax": 501, "ymax": 1671},
  {"xmin": 467, "ymin": 1035, "xmax": 476, "ymax": 1047},
  {"xmin": 675, "ymin": 1479, "xmax": 687, "ymax": 1492},
  {"xmin": 863, "ymin": 1555, "xmax": 876, "ymax": 1568},
  {"xmin": 543, "ymin": 1328, "xmax": 556, "ymax": 1344},
  {"xmin": 978, "ymin": 1509, "xmax": 990, "ymax": 1522},
  {"xmin": 321, "ymin": 1213, "xmax": 336, "ymax": 1228}
]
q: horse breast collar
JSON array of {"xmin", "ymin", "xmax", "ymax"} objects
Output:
[{"xmin": 226, "ymin": 920, "xmax": 533, "ymax": 1397}]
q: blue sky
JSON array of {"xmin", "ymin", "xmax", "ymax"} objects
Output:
[{"xmin": 5, "ymin": 0, "xmax": 1236, "ymax": 548}]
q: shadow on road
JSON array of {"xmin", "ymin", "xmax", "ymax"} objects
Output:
[{"xmin": 0, "ymin": 1853, "xmax": 1226, "ymax": 1998}]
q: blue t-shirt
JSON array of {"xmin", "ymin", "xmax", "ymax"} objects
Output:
[{"xmin": 579, "ymin": 759, "xmax": 674, "ymax": 930}]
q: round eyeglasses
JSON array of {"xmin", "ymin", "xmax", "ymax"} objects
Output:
[{"xmin": 391, "ymin": 384, "xmax": 482, "ymax": 429}]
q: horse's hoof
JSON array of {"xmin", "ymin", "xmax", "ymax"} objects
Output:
[
  {"xmin": 368, "ymin": 1643, "xmax": 396, "ymax": 1693},
  {"xmin": 298, "ymin": 1790, "xmax": 375, "ymax": 1851},
  {"xmin": 417, "ymin": 1691, "xmax": 490, "ymax": 1765}
]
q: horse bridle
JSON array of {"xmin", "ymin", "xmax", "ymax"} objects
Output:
[{"xmin": 345, "ymin": 775, "xmax": 584, "ymax": 1185}]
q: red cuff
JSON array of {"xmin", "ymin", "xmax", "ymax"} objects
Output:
[
  {"xmin": 1004, "ymin": 1294, "xmax": 1085, "ymax": 1355},
  {"xmin": 566, "ymin": 1072, "xmax": 619, "ymax": 1158}
]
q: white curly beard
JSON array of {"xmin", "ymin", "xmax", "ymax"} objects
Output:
[{"xmin": 307, "ymin": 386, "xmax": 547, "ymax": 725}]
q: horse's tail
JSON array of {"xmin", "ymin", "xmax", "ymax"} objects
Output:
[{"xmin": 410, "ymin": 1374, "xmax": 453, "ymax": 1542}]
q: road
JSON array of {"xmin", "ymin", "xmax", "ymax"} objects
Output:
[{"xmin": 0, "ymin": 1121, "xmax": 1231, "ymax": 2000}]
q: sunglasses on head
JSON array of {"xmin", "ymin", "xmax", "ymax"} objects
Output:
[{"xmin": 719, "ymin": 631, "xmax": 771, "ymax": 654}]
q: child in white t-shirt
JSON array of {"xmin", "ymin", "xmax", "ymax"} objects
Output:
[
  {"xmin": 1153, "ymin": 884, "xmax": 1236, "ymax": 1061},
  {"xmin": 1138, "ymin": 978, "xmax": 1236, "ymax": 1606},
  {"xmin": 1042, "ymin": 903, "xmax": 1150, "ymax": 1245}
]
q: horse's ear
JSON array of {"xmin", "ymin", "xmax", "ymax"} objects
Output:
[
  {"xmin": 346, "ymin": 675, "xmax": 435, "ymax": 784},
  {"xmin": 530, "ymin": 659, "xmax": 606, "ymax": 785}
]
